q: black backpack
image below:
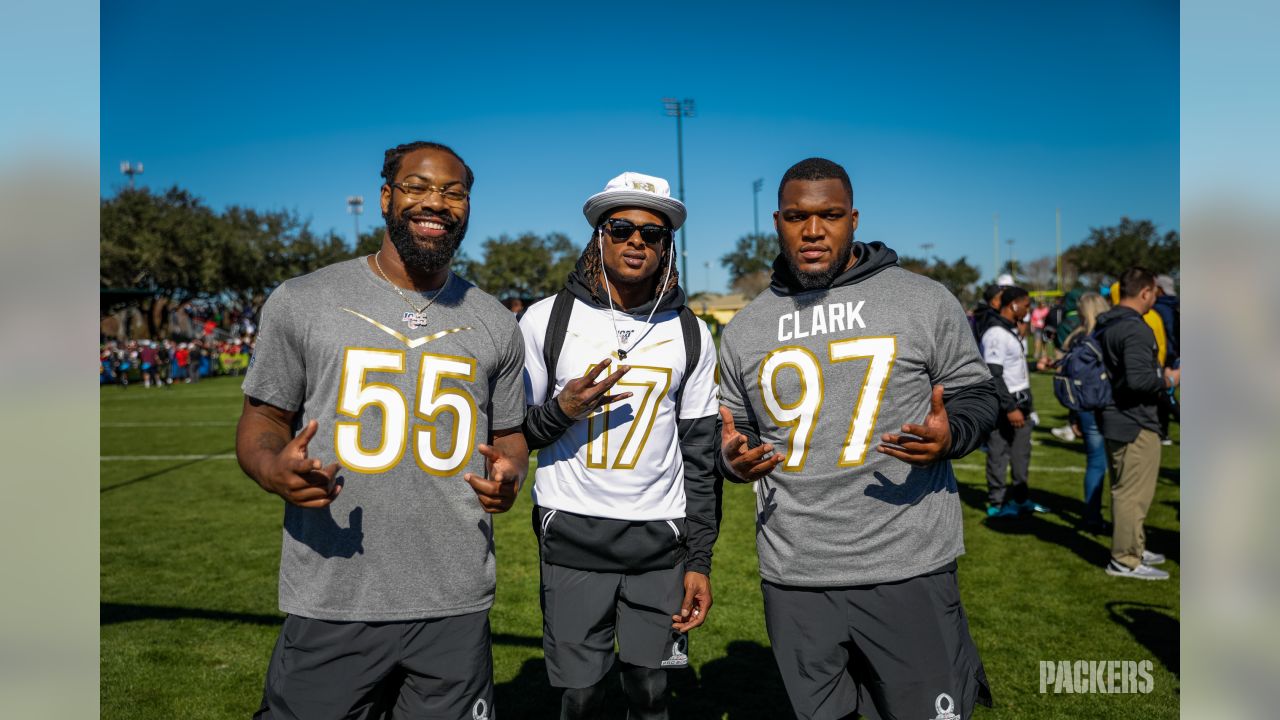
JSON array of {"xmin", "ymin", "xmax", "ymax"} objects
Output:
[
  {"xmin": 1053, "ymin": 332, "xmax": 1113, "ymax": 412},
  {"xmin": 541, "ymin": 288, "xmax": 701, "ymax": 405}
]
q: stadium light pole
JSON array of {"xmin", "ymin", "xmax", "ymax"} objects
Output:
[
  {"xmin": 662, "ymin": 97, "xmax": 695, "ymax": 283},
  {"xmin": 347, "ymin": 195, "xmax": 364, "ymax": 246},
  {"xmin": 752, "ymin": 178, "xmax": 763, "ymax": 236},
  {"xmin": 1055, "ymin": 207, "xmax": 1063, "ymax": 293},
  {"xmin": 921, "ymin": 242, "xmax": 935, "ymax": 257},
  {"xmin": 992, "ymin": 213, "xmax": 1000, "ymax": 280},
  {"xmin": 1006, "ymin": 237, "xmax": 1016, "ymax": 278},
  {"xmin": 120, "ymin": 161, "xmax": 144, "ymax": 190}
]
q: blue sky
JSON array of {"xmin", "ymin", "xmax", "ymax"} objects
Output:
[{"xmin": 100, "ymin": 0, "xmax": 1178, "ymax": 294}]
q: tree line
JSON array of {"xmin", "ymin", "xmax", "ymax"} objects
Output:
[
  {"xmin": 101, "ymin": 186, "xmax": 1179, "ymax": 337},
  {"xmin": 718, "ymin": 217, "xmax": 1179, "ymax": 303},
  {"xmin": 100, "ymin": 186, "xmax": 589, "ymax": 337}
]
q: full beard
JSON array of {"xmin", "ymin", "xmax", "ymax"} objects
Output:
[
  {"xmin": 783, "ymin": 239, "xmax": 854, "ymax": 290},
  {"xmin": 383, "ymin": 208, "xmax": 468, "ymax": 274}
]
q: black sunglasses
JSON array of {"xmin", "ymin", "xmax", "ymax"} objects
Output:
[{"xmin": 601, "ymin": 218, "xmax": 672, "ymax": 245}]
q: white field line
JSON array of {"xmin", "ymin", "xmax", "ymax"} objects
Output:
[
  {"xmin": 954, "ymin": 462, "xmax": 1084, "ymax": 474},
  {"xmin": 100, "ymin": 454, "xmax": 237, "ymax": 461},
  {"xmin": 101, "ymin": 421, "xmax": 237, "ymax": 427}
]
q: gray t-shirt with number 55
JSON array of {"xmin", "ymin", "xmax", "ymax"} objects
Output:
[{"xmin": 242, "ymin": 257, "xmax": 526, "ymax": 622}]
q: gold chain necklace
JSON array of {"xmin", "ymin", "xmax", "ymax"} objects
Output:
[{"xmin": 372, "ymin": 251, "xmax": 450, "ymax": 315}]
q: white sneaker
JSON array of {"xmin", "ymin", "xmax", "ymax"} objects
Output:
[
  {"xmin": 1161, "ymin": 438, "xmax": 1173, "ymax": 446},
  {"xmin": 1141, "ymin": 550, "xmax": 1166, "ymax": 566},
  {"xmin": 1050, "ymin": 425, "xmax": 1077, "ymax": 441},
  {"xmin": 1106, "ymin": 560, "xmax": 1169, "ymax": 580}
]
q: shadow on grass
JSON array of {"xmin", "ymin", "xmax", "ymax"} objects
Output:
[
  {"xmin": 493, "ymin": 641, "xmax": 789, "ymax": 719},
  {"xmin": 102, "ymin": 602, "xmax": 282, "ymax": 626},
  {"xmin": 674, "ymin": 640, "xmax": 790, "ymax": 719},
  {"xmin": 957, "ymin": 483, "xmax": 1181, "ymax": 566},
  {"xmin": 101, "ymin": 450, "xmax": 236, "ymax": 494},
  {"xmin": 101, "ymin": 602, "xmax": 544, "ymax": 648},
  {"xmin": 495, "ymin": 657, "xmax": 617, "ymax": 719},
  {"xmin": 1106, "ymin": 602, "xmax": 1179, "ymax": 675}
]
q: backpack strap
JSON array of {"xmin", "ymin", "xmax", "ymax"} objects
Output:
[
  {"xmin": 675, "ymin": 306, "xmax": 701, "ymax": 411},
  {"xmin": 542, "ymin": 289, "xmax": 576, "ymax": 403},
  {"xmin": 545, "ymin": 292, "xmax": 702, "ymax": 409}
]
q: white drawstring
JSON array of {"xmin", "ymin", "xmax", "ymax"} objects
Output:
[{"xmin": 598, "ymin": 226, "xmax": 674, "ymax": 360}]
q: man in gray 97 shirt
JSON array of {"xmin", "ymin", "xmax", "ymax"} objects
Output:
[
  {"xmin": 718, "ymin": 158, "xmax": 999, "ymax": 720},
  {"xmin": 236, "ymin": 141, "xmax": 528, "ymax": 720}
]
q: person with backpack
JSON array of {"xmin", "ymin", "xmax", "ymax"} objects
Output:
[
  {"xmin": 979, "ymin": 286, "xmax": 1047, "ymax": 518},
  {"xmin": 518, "ymin": 172, "xmax": 721, "ymax": 720},
  {"xmin": 1153, "ymin": 274, "xmax": 1180, "ymax": 444},
  {"xmin": 1053, "ymin": 292, "xmax": 1111, "ymax": 533},
  {"xmin": 1095, "ymin": 268, "xmax": 1179, "ymax": 580}
]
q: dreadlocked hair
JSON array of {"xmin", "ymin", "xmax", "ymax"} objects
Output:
[{"xmin": 579, "ymin": 229, "xmax": 680, "ymax": 305}]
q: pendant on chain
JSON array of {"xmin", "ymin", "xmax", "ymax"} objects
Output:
[{"xmin": 402, "ymin": 311, "xmax": 430, "ymax": 329}]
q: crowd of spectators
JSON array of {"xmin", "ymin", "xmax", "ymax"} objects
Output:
[
  {"xmin": 967, "ymin": 268, "xmax": 1180, "ymax": 580},
  {"xmin": 100, "ymin": 336, "xmax": 254, "ymax": 387}
]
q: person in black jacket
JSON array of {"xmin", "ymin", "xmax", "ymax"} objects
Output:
[{"xmin": 1096, "ymin": 267, "xmax": 1180, "ymax": 580}]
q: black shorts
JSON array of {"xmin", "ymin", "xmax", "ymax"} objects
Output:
[
  {"xmin": 762, "ymin": 562, "xmax": 992, "ymax": 720},
  {"xmin": 254, "ymin": 611, "xmax": 494, "ymax": 720},
  {"xmin": 540, "ymin": 560, "xmax": 688, "ymax": 689}
]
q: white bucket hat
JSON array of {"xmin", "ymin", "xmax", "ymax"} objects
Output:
[{"xmin": 582, "ymin": 171, "xmax": 687, "ymax": 230}]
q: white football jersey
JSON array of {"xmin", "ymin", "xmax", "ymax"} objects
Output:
[{"xmin": 519, "ymin": 295, "xmax": 719, "ymax": 521}]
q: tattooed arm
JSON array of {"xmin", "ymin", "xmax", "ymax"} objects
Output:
[{"xmin": 235, "ymin": 396, "xmax": 342, "ymax": 508}]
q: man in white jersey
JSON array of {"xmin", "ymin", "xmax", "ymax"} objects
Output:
[
  {"xmin": 236, "ymin": 141, "xmax": 528, "ymax": 719},
  {"xmin": 518, "ymin": 172, "xmax": 721, "ymax": 720},
  {"xmin": 978, "ymin": 285, "xmax": 1046, "ymax": 518},
  {"xmin": 718, "ymin": 158, "xmax": 999, "ymax": 720}
]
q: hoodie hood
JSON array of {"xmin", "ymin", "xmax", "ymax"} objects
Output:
[
  {"xmin": 769, "ymin": 241, "xmax": 900, "ymax": 296},
  {"xmin": 972, "ymin": 303, "xmax": 1012, "ymax": 340},
  {"xmin": 564, "ymin": 250, "xmax": 687, "ymax": 316},
  {"xmin": 1096, "ymin": 304, "xmax": 1143, "ymax": 330}
]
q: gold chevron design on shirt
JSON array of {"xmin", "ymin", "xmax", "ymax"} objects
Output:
[
  {"xmin": 615, "ymin": 337, "xmax": 675, "ymax": 359},
  {"xmin": 342, "ymin": 308, "xmax": 471, "ymax": 348},
  {"xmin": 564, "ymin": 331, "xmax": 675, "ymax": 360}
]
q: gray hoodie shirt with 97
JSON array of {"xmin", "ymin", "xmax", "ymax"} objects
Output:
[{"xmin": 718, "ymin": 242, "xmax": 998, "ymax": 587}]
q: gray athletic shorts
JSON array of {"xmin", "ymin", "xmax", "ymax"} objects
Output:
[
  {"xmin": 540, "ymin": 560, "xmax": 688, "ymax": 688},
  {"xmin": 762, "ymin": 562, "xmax": 992, "ymax": 720},
  {"xmin": 253, "ymin": 610, "xmax": 495, "ymax": 720}
]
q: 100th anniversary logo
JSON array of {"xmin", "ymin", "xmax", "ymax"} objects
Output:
[{"xmin": 1039, "ymin": 660, "xmax": 1155, "ymax": 694}]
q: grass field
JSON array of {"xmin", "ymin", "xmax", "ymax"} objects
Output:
[{"xmin": 101, "ymin": 372, "xmax": 1179, "ymax": 719}]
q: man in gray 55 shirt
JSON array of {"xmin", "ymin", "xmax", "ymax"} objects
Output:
[
  {"xmin": 718, "ymin": 158, "xmax": 999, "ymax": 720},
  {"xmin": 236, "ymin": 141, "xmax": 528, "ymax": 720}
]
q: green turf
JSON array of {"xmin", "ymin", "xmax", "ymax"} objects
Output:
[{"xmin": 101, "ymin": 373, "xmax": 1179, "ymax": 719}]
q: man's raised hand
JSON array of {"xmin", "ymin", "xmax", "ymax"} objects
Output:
[
  {"xmin": 557, "ymin": 358, "xmax": 632, "ymax": 420},
  {"xmin": 877, "ymin": 384, "xmax": 953, "ymax": 467},
  {"xmin": 463, "ymin": 443, "xmax": 522, "ymax": 513},
  {"xmin": 719, "ymin": 406, "xmax": 784, "ymax": 481},
  {"xmin": 260, "ymin": 419, "xmax": 342, "ymax": 508}
]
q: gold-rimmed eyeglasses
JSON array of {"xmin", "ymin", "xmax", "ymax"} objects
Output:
[{"xmin": 390, "ymin": 181, "xmax": 470, "ymax": 205}]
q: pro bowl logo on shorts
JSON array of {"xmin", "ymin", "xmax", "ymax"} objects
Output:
[
  {"xmin": 929, "ymin": 692, "xmax": 960, "ymax": 720},
  {"xmin": 660, "ymin": 634, "xmax": 689, "ymax": 667}
]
